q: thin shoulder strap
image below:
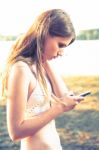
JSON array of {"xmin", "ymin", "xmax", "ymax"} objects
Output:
[{"xmin": 29, "ymin": 64, "xmax": 37, "ymax": 79}]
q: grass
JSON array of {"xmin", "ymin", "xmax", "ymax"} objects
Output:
[
  {"xmin": 0, "ymin": 75, "xmax": 99, "ymax": 150},
  {"xmin": 56, "ymin": 75, "xmax": 99, "ymax": 150}
]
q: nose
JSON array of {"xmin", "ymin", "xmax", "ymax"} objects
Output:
[{"xmin": 57, "ymin": 50, "xmax": 64, "ymax": 56}]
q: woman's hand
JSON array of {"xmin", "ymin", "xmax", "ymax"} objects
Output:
[
  {"xmin": 52, "ymin": 93, "xmax": 84, "ymax": 112},
  {"xmin": 63, "ymin": 95, "xmax": 84, "ymax": 111}
]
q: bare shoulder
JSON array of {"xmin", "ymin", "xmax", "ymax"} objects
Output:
[
  {"xmin": 9, "ymin": 61, "xmax": 32, "ymax": 82},
  {"xmin": 10, "ymin": 61, "xmax": 31, "ymax": 74},
  {"xmin": 12, "ymin": 61, "xmax": 30, "ymax": 70},
  {"xmin": 9, "ymin": 61, "xmax": 36, "ymax": 90}
]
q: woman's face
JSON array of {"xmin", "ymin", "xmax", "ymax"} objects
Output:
[{"xmin": 42, "ymin": 35, "xmax": 73, "ymax": 62}]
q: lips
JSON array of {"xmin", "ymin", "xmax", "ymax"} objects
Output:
[
  {"xmin": 53, "ymin": 56, "xmax": 58, "ymax": 59},
  {"xmin": 48, "ymin": 55, "xmax": 58, "ymax": 60}
]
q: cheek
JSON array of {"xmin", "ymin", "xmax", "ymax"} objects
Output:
[
  {"xmin": 44, "ymin": 45, "xmax": 53, "ymax": 56},
  {"xmin": 43, "ymin": 41, "xmax": 59, "ymax": 60},
  {"xmin": 47, "ymin": 44, "xmax": 58, "ymax": 54}
]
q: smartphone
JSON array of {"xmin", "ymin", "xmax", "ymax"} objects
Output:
[{"xmin": 79, "ymin": 91, "xmax": 91, "ymax": 97}]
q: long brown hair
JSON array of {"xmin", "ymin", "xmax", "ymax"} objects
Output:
[{"xmin": 2, "ymin": 9, "xmax": 76, "ymax": 97}]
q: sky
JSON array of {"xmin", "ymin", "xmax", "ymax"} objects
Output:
[{"xmin": 0, "ymin": 0, "xmax": 99, "ymax": 35}]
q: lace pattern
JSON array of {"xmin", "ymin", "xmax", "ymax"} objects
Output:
[
  {"xmin": 25, "ymin": 94, "xmax": 51, "ymax": 118},
  {"xmin": 25, "ymin": 76, "xmax": 52, "ymax": 118}
]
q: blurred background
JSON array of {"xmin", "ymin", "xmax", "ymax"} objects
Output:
[{"xmin": 0, "ymin": 0, "xmax": 99, "ymax": 149}]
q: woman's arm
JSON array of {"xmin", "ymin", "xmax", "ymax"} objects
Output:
[
  {"xmin": 43, "ymin": 60, "xmax": 69, "ymax": 97},
  {"xmin": 7, "ymin": 61, "xmax": 82, "ymax": 142}
]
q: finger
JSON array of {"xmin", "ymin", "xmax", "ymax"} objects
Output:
[
  {"xmin": 68, "ymin": 91, "xmax": 75, "ymax": 96},
  {"xmin": 74, "ymin": 96, "xmax": 84, "ymax": 101},
  {"xmin": 78, "ymin": 96, "xmax": 84, "ymax": 101},
  {"xmin": 75, "ymin": 101, "xmax": 79, "ymax": 105}
]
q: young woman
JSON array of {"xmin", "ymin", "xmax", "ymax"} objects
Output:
[{"xmin": 2, "ymin": 9, "xmax": 83, "ymax": 150}]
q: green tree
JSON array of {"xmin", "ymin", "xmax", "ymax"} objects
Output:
[{"xmin": 77, "ymin": 29, "xmax": 99, "ymax": 40}]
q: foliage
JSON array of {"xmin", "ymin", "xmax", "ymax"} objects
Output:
[
  {"xmin": 77, "ymin": 29, "xmax": 99, "ymax": 40},
  {"xmin": 0, "ymin": 34, "xmax": 17, "ymax": 41}
]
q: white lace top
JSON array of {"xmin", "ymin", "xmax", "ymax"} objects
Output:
[{"xmin": 25, "ymin": 77, "xmax": 52, "ymax": 118}]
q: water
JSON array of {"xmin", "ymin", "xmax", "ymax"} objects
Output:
[
  {"xmin": 52, "ymin": 40, "xmax": 99, "ymax": 75},
  {"xmin": 0, "ymin": 40, "xmax": 99, "ymax": 75}
]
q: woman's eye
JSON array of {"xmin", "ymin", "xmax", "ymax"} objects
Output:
[{"xmin": 58, "ymin": 43, "xmax": 66, "ymax": 48}]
